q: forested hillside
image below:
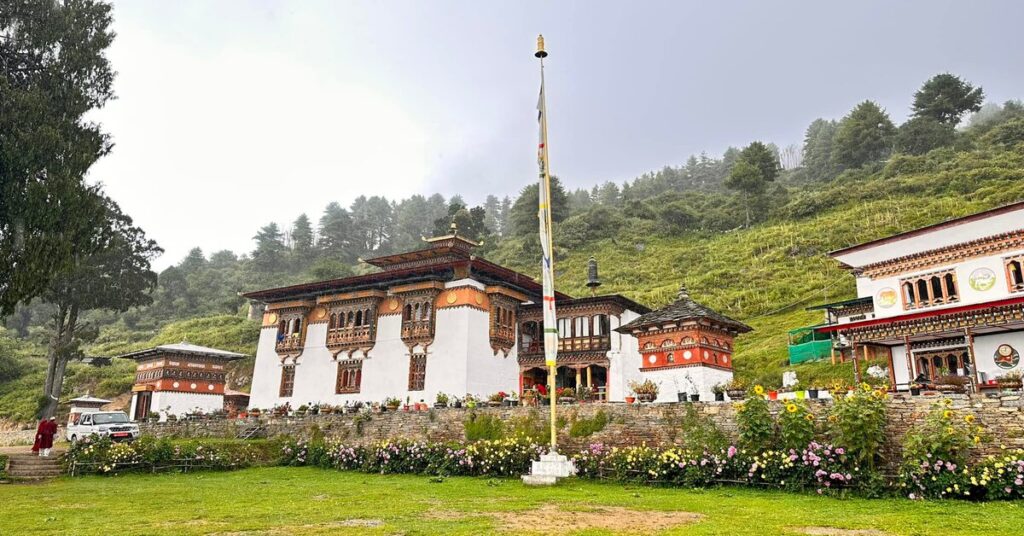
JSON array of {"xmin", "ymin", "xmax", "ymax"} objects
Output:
[{"xmin": 4, "ymin": 72, "xmax": 1024, "ymax": 423}]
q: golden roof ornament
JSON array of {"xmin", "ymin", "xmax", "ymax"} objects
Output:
[{"xmin": 535, "ymin": 34, "xmax": 548, "ymax": 58}]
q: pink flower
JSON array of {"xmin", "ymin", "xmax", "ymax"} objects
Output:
[{"xmin": 727, "ymin": 446, "xmax": 737, "ymax": 459}]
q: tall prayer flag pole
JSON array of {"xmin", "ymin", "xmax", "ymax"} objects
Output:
[{"xmin": 535, "ymin": 34, "xmax": 559, "ymax": 451}]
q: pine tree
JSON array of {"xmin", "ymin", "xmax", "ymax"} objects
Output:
[{"xmin": 833, "ymin": 101, "xmax": 896, "ymax": 169}]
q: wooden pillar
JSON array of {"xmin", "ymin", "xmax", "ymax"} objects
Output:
[
  {"xmin": 886, "ymin": 346, "xmax": 897, "ymax": 391},
  {"xmin": 904, "ymin": 335, "xmax": 914, "ymax": 389},
  {"xmin": 586, "ymin": 366, "xmax": 593, "ymax": 389},
  {"xmin": 852, "ymin": 342, "xmax": 863, "ymax": 384},
  {"xmin": 575, "ymin": 366, "xmax": 582, "ymax": 390},
  {"xmin": 965, "ymin": 327, "xmax": 981, "ymax": 389},
  {"xmin": 831, "ymin": 345, "xmax": 837, "ymax": 366}
]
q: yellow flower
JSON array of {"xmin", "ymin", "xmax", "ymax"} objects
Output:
[
  {"xmin": 942, "ymin": 398, "xmax": 953, "ymax": 407},
  {"xmin": 946, "ymin": 427, "xmax": 955, "ymax": 435},
  {"xmin": 943, "ymin": 410, "xmax": 953, "ymax": 419},
  {"xmin": 753, "ymin": 385, "xmax": 765, "ymax": 395},
  {"xmin": 974, "ymin": 436, "xmax": 982, "ymax": 444},
  {"xmin": 964, "ymin": 415, "xmax": 975, "ymax": 424},
  {"xmin": 805, "ymin": 414, "xmax": 815, "ymax": 421},
  {"xmin": 786, "ymin": 403, "xmax": 798, "ymax": 414}
]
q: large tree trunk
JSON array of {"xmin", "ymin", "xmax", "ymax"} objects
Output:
[{"xmin": 41, "ymin": 303, "xmax": 78, "ymax": 419}]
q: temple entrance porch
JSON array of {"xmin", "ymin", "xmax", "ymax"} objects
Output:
[{"xmin": 520, "ymin": 362, "xmax": 609, "ymax": 402}]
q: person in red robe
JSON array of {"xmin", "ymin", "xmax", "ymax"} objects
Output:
[{"xmin": 31, "ymin": 417, "xmax": 58, "ymax": 457}]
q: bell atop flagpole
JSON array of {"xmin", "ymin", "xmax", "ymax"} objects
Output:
[{"xmin": 535, "ymin": 34, "xmax": 548, "ymax": 58}]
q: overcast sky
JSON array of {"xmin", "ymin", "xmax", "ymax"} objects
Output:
[{"xmin": 86, "ymin": 0, "xmax": 1024, "ymax": 269}]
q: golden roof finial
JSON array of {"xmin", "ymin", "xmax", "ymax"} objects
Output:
[{"xmin": 535, "ymin": 34, "xmax": 548, "ymax": 58}]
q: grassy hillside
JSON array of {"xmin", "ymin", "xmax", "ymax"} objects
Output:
[{"xmin": 503, "ymin": 146, "xmax": 1024, "ymax": 387}]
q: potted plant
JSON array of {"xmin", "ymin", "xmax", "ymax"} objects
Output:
[
  {"xmin": 384, "ymin": 397, "xmax": 401, "ymax": 412},
  {"xmin": 629, "ymin": 379, "xmax": 659, "ymax": 403},
  {"xmin": 249, "ymin": 408, "xmax": 261, "ymax": 417},
  {"xmin": 435, "ymin": 392, "xmax": 450, "ymax": 409},
  {"xmin": 296, "ymin": 404, "xmax": 309, "ymax": 417},
  {"xmin": 465, "ymin": 394, "xmax": 478, "ymax": 409},
  {"xmin": 997, "ymin": 371, "xmax": 1023, "ymax": 391},
  {"xmin": 521, "ymin": 389, "xmax": 537, "ymax": 407},
  {"xmin": 807, "ymin": 384, "xmax": 820, "ymax": 400},
  {"xmin": 676, "ymin": 390, "xmax": 688, "ymax": 402},
  {"xmin": 557, "ymin": 387, "xmax": 575, "ymax": 404},
  {"xmin": 504, "ymin": 391, "xmax": 519, "ymax": 407},
  {"xmin": 488, "ymin": 392, "xmax": 506, "ymax": 407},
  {"xmin": 146, "ymin": 411, "xmax": 160, "ymax": 423},
  {"xmin": 625, "ymin": 394, "xmax": 636, "ymax": 404},
  {"xmin": 724, "ymin": 378, "xmax": 748, "ymax": 400},
  {"xmin": 535, "ymin": 385, "xmax": 550, "ymax": 405},
  {"xmin": 452, "ymin": 396, "xmax": 463, "ymax": 409},
  {"xmin": 166, "ymin": 413, "xmax": 178, "ymax": 423},
  {"xmin": 935, "ymin": 375, "xmax": 969, "ymax": 394},
  {"xmin": 321, "ymin": 404, "xmax": 335, "ymax": 415},
  {"xmin": 574, "ymin": 386, "xmax": 593, "ymax": 403},
  {"xmin": 712, "ymin": 383, "xmax": 725, "ymax": 402}
]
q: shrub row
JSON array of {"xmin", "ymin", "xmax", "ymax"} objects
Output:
[
  {"xmin": 281, "ymin": 436, "xmax": 546, "ymax": 478},
  {"xmin": 64, "ymin": 436, "xmax": 284, "ymax": 475}
]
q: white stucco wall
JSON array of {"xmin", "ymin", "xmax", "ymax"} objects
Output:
[
  {"xmin": 151, "ymin": 391, "xmax": 224, "ymax": 419},
  {"xmin": 642, "ymin": 366, "xmax": 733, "ymax": 402},
  {"xmin": 249, "ymin": 327, "xmax": 284, "ymax": 409},
  {"xmin": 973, "ymin": 331, "xmax": 1024, "ymax": 383},
  {"xmin": 856, "ymin": 247, "xmax": 1024, "ymax": 320},
  {"xmin": 835, "ymin": 207, "xmax": 1024, "ymax": 268},
  {"xmin": 608, "ymin": 310, "xmax": 644, "ymax": 402}
]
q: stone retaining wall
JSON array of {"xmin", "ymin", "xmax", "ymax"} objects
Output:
[{"xmin": 140, "ymin": 393, "xmax": 1024, "ymax": 469}]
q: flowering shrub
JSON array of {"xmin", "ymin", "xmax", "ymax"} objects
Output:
[
  {"xmin": 736, "ymin": 391, "xmax": 774, "ymax": 449},
  {"xmin": 279, "ymin": 436, "xmax": 545, "ymax": 478},
  {"xmin": 66, "ymin": 436, "xmax": 281, "ymax": 475},
  {"xmin": 901, "ymin": 399, "xmax": 985, "ymax": 468},
  {"xmin": 973, "ymin": 450, "xmax": 1024, "ymax": 500},
  {"xmin": 779, "ymin": 400, "xmax": 816, "ymax": 451},
  {"xmin": 828, "ymin": 383, "xmax": 888, "ymax": 470},
  {"xmin": 571, "ymin": 440, "xmax": 861, "ymax": 494}
]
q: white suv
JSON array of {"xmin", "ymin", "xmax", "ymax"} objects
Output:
[{"xmin": 67, "ymin": 411, "xmax": 140, "ymax": 443}]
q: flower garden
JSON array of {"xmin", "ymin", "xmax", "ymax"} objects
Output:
[{"xmin": 58, "ymin": 385, "xmax": 1024, "ymax": 502}]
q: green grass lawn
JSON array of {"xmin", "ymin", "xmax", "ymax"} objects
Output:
[{"xmin": 1, "ymin": 468, "xmax": 1023, "ymax": 535}]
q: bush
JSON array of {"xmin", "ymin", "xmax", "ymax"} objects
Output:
[
  {"xmin": 779, "ymin": 400, "xmax": 816, "ymax": 451},
  {"xmin": 828, "ymin": 384, "xmax": 888, "ymax": 470},
  {"xmin": 0, "ymin": 454, "xmax": 8, "ymax": 480},
  {"xmin": 568, "ymin": 410, "xmax": 609, "ymax": 438},
  {"xmin": 65, "ymin": 436, "xmax": 283, "ymax": 475},
  {"xmin": 737, "ymin": 390, "xmax": 774, "ymax": 450},
  {"xmin": 464, "ymin": 412, "xmax": 505, "ymax": 442}
]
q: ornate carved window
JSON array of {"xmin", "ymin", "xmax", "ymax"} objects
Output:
[
  {"xmin": 325, "ymin": 297, "xmax": 380, "ymax": 357},
  {"xmin": 408, "ymin": 353, "xmax": 427, "ymax": 391},
  {"xmin": 900, "ymin": 269, "xmax": 959, "ymax": 310},
  {"xmin": 279, "ymin": 365, "xmax": 295, "ymax": 397},
  {"xmin": 398, "ymin": 288, "xmax": 440, "ymax": 349},
  {"xmin": 490, "ymin": 295, "xmax": 518, "ymax": 356},
  {"xmin": 1006, "ymin": 255, "xmax": 1024, "ymax": 293},
  {"xmin": 335, "ymin": 360, "xmax": 362, "ymax": 394},
  {"xmin": 273, "ymin": 305, "xmax": 311, "ymax": 357}
]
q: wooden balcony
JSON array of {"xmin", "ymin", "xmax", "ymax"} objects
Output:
[
  {"xmin": 327, "ymin": 326, "xmax": 373, "ymax": 345},
  {"xmin": 275, "ymin": 336, "xmax": 304, "ymax": 354},
  {"xmin": 519, "ymin": 336, "xmax": 611, "ymax": 356},
  {"xmin": 401, "ymin": 320, "xmax": 434, "ymax": 345}
]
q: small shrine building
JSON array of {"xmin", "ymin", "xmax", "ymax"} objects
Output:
[
  {"xmin": 617, "ymin": 284, "xmax": 752, "ymax": 401},
  {"xmin": 119, "ymin": 342, "xmax": 246, "ymax": 421}
]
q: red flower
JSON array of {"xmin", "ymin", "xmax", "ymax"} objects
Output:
[{"xmin": 536, "ymin": 384, "xmax": 548, "ymax": 396}]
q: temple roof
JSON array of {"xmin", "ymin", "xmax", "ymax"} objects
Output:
[
  {"xmin": 117, "ymin": 341, "xmax": 247, "ymax": 361},
  {"xmin": 616, "ymin": 284, "xmax": 753, "ymax": 334},
  {"xmin": 241, "ymin": 254, "xmax": 569, "ymax": 303},
  {"xmin": 69, "ymin": 394, "xmax": 111, "ymax": 405}
]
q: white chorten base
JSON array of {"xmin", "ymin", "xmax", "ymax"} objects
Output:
[{"xmin": 522, "ymin": 451, "xmax": 577, "ymax": 486}]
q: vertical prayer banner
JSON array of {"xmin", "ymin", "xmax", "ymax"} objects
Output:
[{"xmin": 537, "ymin": 63, "xmax": 558, "ymax": 369}]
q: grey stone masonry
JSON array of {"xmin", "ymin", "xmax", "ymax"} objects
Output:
[{"xmin": 137, "ymin": 392, "xmax": 1024, "ymax": 470}]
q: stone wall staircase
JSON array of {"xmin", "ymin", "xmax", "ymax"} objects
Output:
[{"xmin": 4, "ymin": 453, "xmax": 63, "ymax": 481}]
